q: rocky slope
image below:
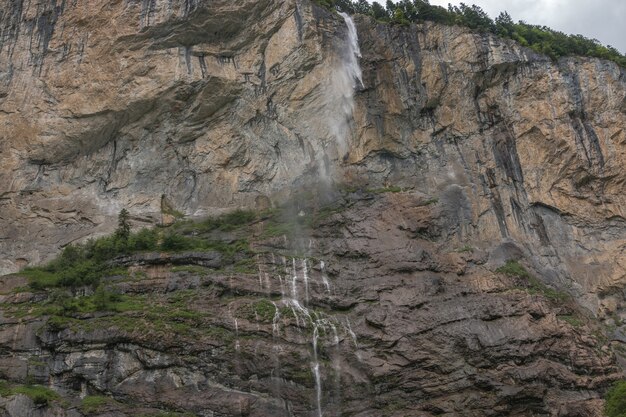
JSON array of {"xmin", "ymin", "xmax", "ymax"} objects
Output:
[{"xmin": 0, "ymin": 0, "xmax": 625, "ymax": 415}]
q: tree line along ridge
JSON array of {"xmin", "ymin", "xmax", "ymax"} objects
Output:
[{"xmin": 316, "ymin": 0, "xmax": 626, "ymax": 68}]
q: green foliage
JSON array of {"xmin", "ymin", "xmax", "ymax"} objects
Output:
[
  {"xmin": 0, "ymin": 380, "xmax": 11, "ymax": 397},
  {"xmin": 93, "ymin": 284, "xmax": 122, "ymax": 311},
  {"xmin": 30, "ymin": 289, "xmax": 215, "ymax": 339},
  {"xmin": 420, "ymin": 197, "xmax": 439, "ymax": 206},
  {"xmin": 455, "ymin": 244, "xmax": 473, "ymax": 253},
  {"xmin": 161, "ymin": 233, "xmax": 195, "ymax": 251},
  {"xmin": 10, "ymin": 384, "xmax": 59, "ymax": 405},
  {"xmin": 116, "ymin": 209, "xmax": 131, "ymax": 241},
  {"xmin": 254, "ymin": 299, "xmax": 277, "ymax": 322},
  {"xmin": 324, "ymin": 0, "xmax": 626, "ymax": 68},
  {"xmin": 495, "ymin": 260, "xmax": 530, "ymax": 278},
  {"xmin": 129, "ymin": 228, "xmax": 160, "ymax": 251},
  {"xmin": 496, "ymin": 260, "xmax": 569, "ymax": 302},
  {"xmin": 605, "ymin": 381, "xmax": 626, "ymax": 417},
  {"xmin": 20, "ymin": 209, "xmax": 257, "ymax": 290},
  {"xmin": 80, "ymin": 395, "xmax": 113, "ymax": 413},
  {"xmin": 558, "ymin": 315, "xmax": 583, "ymax": 327}
]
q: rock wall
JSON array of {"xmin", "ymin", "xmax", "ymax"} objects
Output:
[
  {"xmin": 1, "ymin": 0, "xmax": 626, "ymax": 415},
  {"xmin": 0, "ymin": 192, "xmax": 622, "ymax": 416}
]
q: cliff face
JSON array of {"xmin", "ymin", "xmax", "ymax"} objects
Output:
[{"xmin": 1, "ymin": 0, "xmax": 626, "ymax": 416}]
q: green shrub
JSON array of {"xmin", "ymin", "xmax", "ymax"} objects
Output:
[
  {"xmin": 605, "ymin": 381, "xmax": 626, "ymax": 417},
  {"xmin": 0, "ymin": 380, "xmax": 11, "ymax": 397},
  {"xmin": 80, "ymin": 395, "xmax": 112, "ymax": 413},
  {"xmin": 326, "ymin": 1, "xmax": 626, "ymax": 68},
  {"xmin": 161, "ymin": 233, "xmax": 193, "ymax": 251},
  {"xmin": 12, "ymin": 385, "xmax": 59, "ymax": 405},
  {"xmin": 558, "ymin": 315, "xmax": 583, "ymax": 327},
  {"xmin": 495, "ymin": 260, "xmax": 530, "ymax": 278},
  {"xmin": 128, "ymin": 228, "xmax": 159, "ymax": 251},
  {"xmin": 496, "ymin": 260, "xmax": 568, "ymax": 302},
  {"xmin": 21, "ymin": 208, "xmax": 255, "ymax": 290},
  {"xmin": 254, "ymin": 299, "xmax": 277, "ymax": 322}
]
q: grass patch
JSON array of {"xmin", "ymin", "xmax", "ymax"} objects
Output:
[
  {"xmin": 419, "ymin": 197, "xmax": 439, "ymax": 206},
  {"xmin": 496, "ymin": 260, "xmax": 531, "ymax": 278},
  {"xmin": 254, "ymin": 299, "xmax": 277, "ymax": 322},
  {"xmin": 496, "ymin": 260, "xmax": 568, "ymax": 302},
  {"xmin": 289, "ymin": 368, "xmax": 314, "ymax": 386},
  {"xmin": 455, "ymin": 244, "xmax": 473, "ymax": 253},
  {"xmin": 36, "ymin": 290, "xmax": 216, "ymax": 340},
  {"xmin": 605, "ymin": 380, "xmax": 626, "ymax": 417},
  {"xmin": 174, "ymin": 209, "xmax": 257, "ymax": 234},
  {"xmin": 13, "ymin": 385, "xmax": 59, "ymax": 405},
  {"xmin": 80, "ymin": 395, "xmax": 114, "ymax": 413},
  {"xmin": 558, "ymin": 315, "xmax": 584, "ymax": 327},
  {"xmin": 18, "ymin": 209, "xmax": 258, "ymax": 291},
  {"xmin": 170, "ymin": 265, "xmax": 210, "ymax": 275},
  {"xmin": 260, "ymin": 214, "xmax": 309, "ymax": 239}
]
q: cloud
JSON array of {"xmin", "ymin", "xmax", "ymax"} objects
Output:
[{"xmin": 427, "ymin": 0, "xmax": 626, "ymax": 53}]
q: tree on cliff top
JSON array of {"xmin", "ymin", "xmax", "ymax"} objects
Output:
[{"xmin": 315, "ymin": 0, "xmax": 626, "ymax": 68}]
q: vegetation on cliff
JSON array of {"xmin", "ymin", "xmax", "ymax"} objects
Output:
[
  {"xmin": 20, "ymin": 209, "xmax": 257, "ymax": 290},
  {"xmin": 605, "ymin": 381, "xmax": 626, "ymax": 417},
  {"xmin": 317, "ymin": 0, "xmax": 626, "ymax": 67}
]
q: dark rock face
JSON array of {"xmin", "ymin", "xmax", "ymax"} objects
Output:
[
  {"xmin": 0, "ymin": 0, "xmax": 625, "ymax": 416},
  {"xmin": 0, "ymin": 193, "xmax": 622, "ymax": 416}
]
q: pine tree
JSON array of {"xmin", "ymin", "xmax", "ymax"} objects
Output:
[{"xmin": 116, "ymin": 209, "xmax": 131, "ymax": 241}]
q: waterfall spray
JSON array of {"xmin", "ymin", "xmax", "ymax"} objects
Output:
[
  {"xmin": 322, "ymin": 12, "xmax": 364, "ymax": 171},
  {"xmin": 338, "ymin": 12, "xmax": 364, "ymax": 89}
]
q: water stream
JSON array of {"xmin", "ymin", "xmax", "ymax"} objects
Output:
[{"xmin": 324, "ymin": 11, "xmax": 365, "ymax": 170}]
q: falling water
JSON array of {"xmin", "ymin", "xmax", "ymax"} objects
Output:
[
  {"xmin": 234, "ymin": 318, "xmax": 240, "ymax": 352},
  {"xmin": 323, "ymin": 11, "xmax": 364, "ymax": 170},
  {"xmin": 272, "ymin": 301, "xmax": 281, "ymax": 337},
  {"xmin": 320, "ymin": 261, "xmax": 331, "ymax": 293},
  {"xmin": 338, "ymin": 12, "xmax": 364, "ymax": 89},
  {"xmin": 312, "ymin": 324, "xmax": 323, "ymax": 417},
  {"xmin": 255, "ymin": 255, "xmax": 363, "ymax": 417},
  {"xmin": 303, "ymin": 258, "xmax": 310, "ymax": 304},
  {"xmin": 345, "ymin": 318, "xmax": 359, "ymax": 350},
  {"xmin": 291, "ymin": 258, "xmax": 299, "ymax": 300}
]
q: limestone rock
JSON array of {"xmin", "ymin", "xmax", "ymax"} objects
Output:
[{"xmin": 1, "ymin": 0, "xmax": 625, "ymax": 416}]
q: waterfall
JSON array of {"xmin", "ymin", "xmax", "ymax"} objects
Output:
[
  {"xmin": 272, "ymin": 301, "xmax": 281, "ymax": 337},
  {"xmin": 302, "ymin": 258, "xmax": 310, "ymax": 304},
  {"xmin": 338, "ymin": 12, "xmax": 364, "ymax": 89},
  {"xmin": 323, "ymin": 11, "xmax": 364, "ymax": 169},
  {"xmin": 312, "ymin": 323, "xmax": 323, "ymax": 417},
  {"xmin": 320, "ymin": 261, "xmax": 331, "ymax": 293},
  {"xmin": 253, "ymin": 254, "xmax": 364, "ymax": 416},
  {"xmin": 291, "ymin": 258, "xmax": 299, "ymax": 300}
]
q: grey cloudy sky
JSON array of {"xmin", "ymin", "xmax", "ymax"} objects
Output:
[{"xmin": 428, "ymin": 0, "xmax": 626, "ymax": 53}]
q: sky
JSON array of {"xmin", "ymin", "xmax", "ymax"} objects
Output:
[
  {"xmin": 427, "ymin": 0, "xmax": 626, "ymax": 54},
  {"xmin": 366, "ymin": 0, "xmax": 626, "ymax": 54}
]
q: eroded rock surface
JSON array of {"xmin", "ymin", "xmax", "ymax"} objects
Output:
[
  {"xmin": 1, "ymin": 0, "xmax": 626, "ymax": 415},
  {"xmin": 0, "ymin": 192, "xmax": 621, "ymax": 416}
]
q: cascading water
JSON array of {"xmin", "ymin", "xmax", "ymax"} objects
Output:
[
  {"xmin": 243, "ymin": 12, "xmax": 364, "ymax": 416},
  {"xmin": 338, "ymin": 12, "xmax": 364, "ymax": 89},
  {"xmin": 312, "ymin": 324, "xmax": 323, "ymax": 417},
  {"xmin": 322, "ymin": 11, "xmax": 364, "ymax": 171},
  {"xmin": 320, "ymin": 261, "xmax": 331, "ymax": 293},
  {"xmin": 253, "ymin": 256, "xmax": 361, "ymax": 417},
  {"xmin": 303, "ymin": 258, "xmax": 310, "ymax": 304}
]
